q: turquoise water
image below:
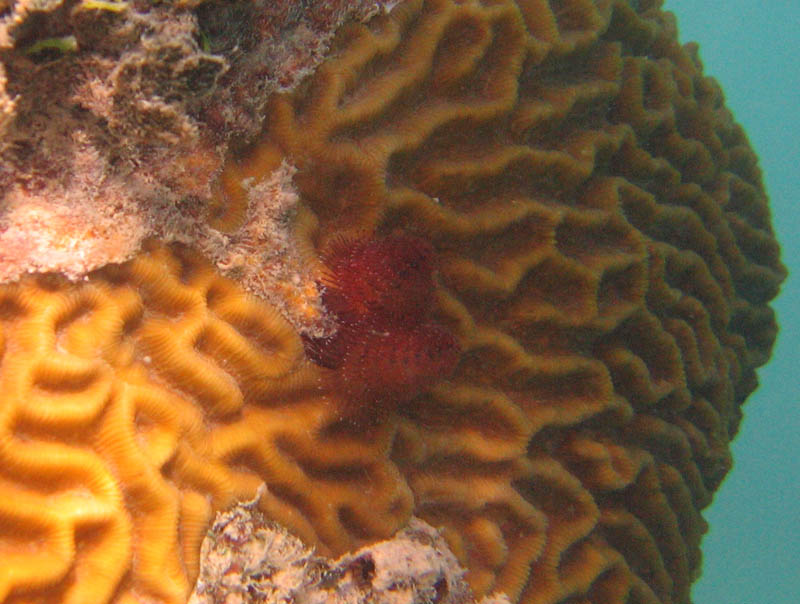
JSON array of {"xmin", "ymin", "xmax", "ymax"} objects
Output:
[{"xmin": 664, "ymin": 2, "xmax": 799, "ymax": 602}]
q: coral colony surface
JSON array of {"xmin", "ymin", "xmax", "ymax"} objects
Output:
[{"xmin": 0, "ymin": 1, "xmax": 787, "ymax": 604}]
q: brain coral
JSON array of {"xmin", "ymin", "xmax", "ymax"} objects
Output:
[{"xmin": 0, "ymin": 1, "xmax": 786, "ymax": 604}]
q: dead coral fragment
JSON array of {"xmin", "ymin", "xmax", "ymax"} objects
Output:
[
  {"xmin": 190, "ymin": 489, "xmax": 510, "ymax": 604},
  {"xmin": 0, "ymin": 0, "xmax": 225, "ymax": 282},
  {"xmin": 0, "ymin": 0, "xmax": 402, "ymax": 285},
  {"xmin": 195, "ymin": 160, "xmax": 329, "ymax": 336}
]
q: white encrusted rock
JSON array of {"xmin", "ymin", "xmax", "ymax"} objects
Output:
[{"xmin": 189, "ymin": 486, "xmax": 511, "ymax": 604}]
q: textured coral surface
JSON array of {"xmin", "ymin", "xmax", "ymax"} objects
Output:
[
  {"xmin": 189, "ymin": 499, "xmax": 509, "ymax": 604},
  {"xmin": 0, "ymin": 242, "xmax": 414, "ymax": 603},
  {"xmin": 0, "ymin": 1, "xmax": 786, "ymax": 604}
]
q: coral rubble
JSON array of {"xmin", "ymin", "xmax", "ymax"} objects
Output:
[{"xmin": 189, "ymin": 488, "xmax": 509, "ymax": 604}]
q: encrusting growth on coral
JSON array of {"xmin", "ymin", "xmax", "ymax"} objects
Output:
[
  {"xmin": 194, "ymin": 159, "xmax": 329, "ymax": 336},
  {"xmin": 0, "ymin": 1, "xmax": 787, "ymax": 604},
  {"xmin": 304, "ymin": 232, "xmax": 461, "ymax": 416},
  {"xmin": 189, "ymin": 486, "xmax": 510, "ymax": 604}
]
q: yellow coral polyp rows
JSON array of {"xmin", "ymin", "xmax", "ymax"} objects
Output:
[
  {"xmin": 251, "ymin": 0, "xmax": 781, "ymax": 602},
  {"xmin": 0, "ymin": 0, "xmax": 785, "ymax": 603},
  {"xmin": 0, "ymin": 244, "xmax": 410, "ymax": 603}
]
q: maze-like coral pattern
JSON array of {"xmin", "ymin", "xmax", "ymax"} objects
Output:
[
  {"xmin": 0, "ymin": 243, "xmax": 412, "ymax": 603},
  {"xmin": 252, "ymin": 0, "xmax": 784, "ymax": 602},
  {"xmin": 0, "ymin": 1, "xmax": 785, "ymax": 604}
]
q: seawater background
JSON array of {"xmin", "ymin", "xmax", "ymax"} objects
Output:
[{"xmin": 663, "ymin": 2, "xmax": 799, "ymax": 603}]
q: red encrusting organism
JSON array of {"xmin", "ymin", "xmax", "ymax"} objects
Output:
[
  {"xmin": 319, "ymin": 233, "xmax": 436, "ymax": 325},
  {"xmin": 303, "ymin": 232, "xmax": 460, "ymax": 418}
]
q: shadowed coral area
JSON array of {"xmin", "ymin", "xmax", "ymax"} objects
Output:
[
  {"xmin": 249, "ymin": 0, "xmax": 784, "ymax": 601},
  {"xmin": 0, "ymin": 0, "xmax": 786, "ymax": 603}
]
